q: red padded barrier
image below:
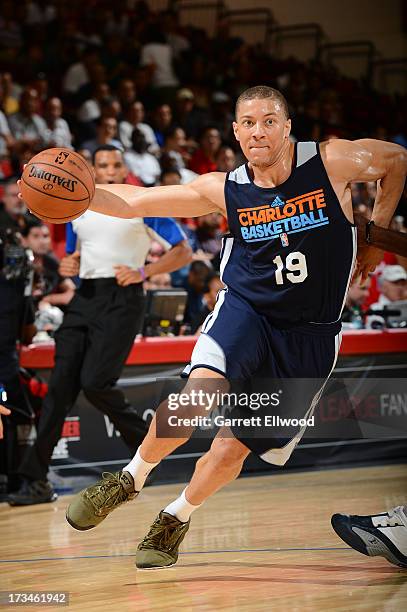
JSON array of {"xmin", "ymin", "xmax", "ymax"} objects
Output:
[{"xmin": 19, "ymin": 330, "xmax": 407, "ymax": 369}]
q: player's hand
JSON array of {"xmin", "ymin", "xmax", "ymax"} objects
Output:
[
  {"xmin": 59, "ymin": 251, "xmax": 80, "ymax": 277},
  {"xmin": 0, "ymin": 405, "xmax": 11, "ymax": 440},
  {"xmin": 114, "ymin": 265, "xmax": 143, "ymax": 286},
  {"xmin": 354, "ymin": 245, "xmax": 384, "ymax": 283}
]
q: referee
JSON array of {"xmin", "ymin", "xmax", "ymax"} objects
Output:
[{"xmin": 9, "ymin": 145, "xmax": 191, "ymax": 505}]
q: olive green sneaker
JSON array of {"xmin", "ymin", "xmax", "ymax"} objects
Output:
[
  {"xmin": 136, "ymin": 511, "xmax": 190, "ymax": 569},
  {"xmin": 66, "ymin": 471, "xmax": 137, "ymax": 531}
]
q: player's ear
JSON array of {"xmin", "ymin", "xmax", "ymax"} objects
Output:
[
  {"xmin": 233, "ymin": 121, "xmax": 240, "ymax": 142},
  {"xmin": 284, "ymin": 118, "xmax": 291, "ymax": 140}
]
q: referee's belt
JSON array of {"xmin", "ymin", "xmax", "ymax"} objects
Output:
[{"xmin": 78, "ymin": 277, "xmax": 143, "ymax": 296}]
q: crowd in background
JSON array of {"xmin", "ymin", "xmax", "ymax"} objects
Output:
[{"xmin": 0, "ymin": 0, "xmax": 406, "ymax": 337}]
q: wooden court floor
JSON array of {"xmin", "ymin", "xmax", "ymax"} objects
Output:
[{"xmin": 1, "ymin": 464, "xmax": 406, "ymax": 611}]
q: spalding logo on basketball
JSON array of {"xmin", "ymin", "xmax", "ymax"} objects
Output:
[{"xmin": 20, "ymin": 148, "xmax": 95, "ymax": 224}]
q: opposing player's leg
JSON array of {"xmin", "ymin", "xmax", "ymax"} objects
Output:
[
  {"xmin": 136, "ymin": 432, "xmax": 250, "ymax": 569},
  {"xmin": 331, "ymin": 506, "xmax": 407, "ymax": 568},
  {"xmin": 66, "ymin": 367, "xmax": 226, "ymax": 530}
]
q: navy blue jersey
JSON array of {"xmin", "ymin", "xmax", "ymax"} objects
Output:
[{"xmin": 222, "ymin": 141, "xmax": 357, "ymax": 324}]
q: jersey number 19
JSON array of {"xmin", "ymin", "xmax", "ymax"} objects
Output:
[{"xmin": 273, "ymin": 252, "xmax": 308, "ymax": 285}]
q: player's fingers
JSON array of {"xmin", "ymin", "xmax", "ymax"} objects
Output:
[
  {"xmin": 0, "ymin": 419, "xmax": 3, "ymax": 440},
  {"xmin": 0, "ymin": 405, "xmax": 11, "ymax": 416}
]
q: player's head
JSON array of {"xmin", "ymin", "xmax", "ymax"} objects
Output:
[
  {"xmin": 92, "ymin": 145, "xmax": 127, "ymax": 185},
  {"xmin": 233, "ymin": 85, "xmax": 291, "ymax": 168},
  {"xmin": 21, "ymin": 218, "xmax": 51, "ymax": 256}
]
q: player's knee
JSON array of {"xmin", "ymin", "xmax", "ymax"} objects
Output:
[{"xmin": 209, "ymin": 438, "xmax": 249, "ymax": 469}]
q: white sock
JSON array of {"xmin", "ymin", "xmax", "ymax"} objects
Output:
[
  {"xmin": 164, "ymin": 488, "xmax": 202, "ymax": 523},
  {"xmin": 123, "ymin": 448, "xmax": 159, "ymax": 492}
]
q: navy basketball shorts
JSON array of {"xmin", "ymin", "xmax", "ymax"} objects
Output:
[{"xmin": 182, "ymin": 289, "xmax": 342, "ymax": 466}]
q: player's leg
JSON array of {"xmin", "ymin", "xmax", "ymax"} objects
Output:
[
  {"xmin": 66, "ymin": 367, "xmax": 227, "ymax": 530},
  {"xmin": 136, "ymin": 433, "xmax": 250, "ymax": 569},
  {"xmin": 331, "ymin": 506, "xmax": 407, "ymax": 568}
]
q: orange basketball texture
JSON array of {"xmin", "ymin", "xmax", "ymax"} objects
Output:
[{"xmin": 20, "ymin": 148, "xmax": 95, "ymax": 224}]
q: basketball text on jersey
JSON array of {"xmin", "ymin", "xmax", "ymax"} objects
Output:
[{"xmin": 237, "ymin": 189, "xmax": 329, "ymax": 243}]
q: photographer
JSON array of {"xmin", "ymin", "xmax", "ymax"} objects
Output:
[{"xmin": 0, "ymin": 226, "xmax": 36, "ymax": 495}]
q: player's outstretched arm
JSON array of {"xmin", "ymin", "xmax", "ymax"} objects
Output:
[{"xmin": 89, "ymin": 172, "xmax": 225, "ymax": 218}]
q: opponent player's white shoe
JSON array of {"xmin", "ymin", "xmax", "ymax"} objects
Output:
[{"xmin": 331, "ymin": 506, "xmax": 407, "ymax": 568}]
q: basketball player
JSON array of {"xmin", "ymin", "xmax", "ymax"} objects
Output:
[{"xmin": 64, "ymin": 86, "xmax": 407, "ymax": 569}]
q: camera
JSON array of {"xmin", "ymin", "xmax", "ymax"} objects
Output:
[{"xmin": 0, "ymin": 227, "xmax": 34, "ymax": 289}]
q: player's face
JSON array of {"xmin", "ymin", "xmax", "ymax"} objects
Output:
[
  {"xmin": 233, "ymin": 98, "xmax": 291, "ymax": 168},
  {"xmin": 93, "ymin": 150, "xmax": 127, "ymax": 184}
]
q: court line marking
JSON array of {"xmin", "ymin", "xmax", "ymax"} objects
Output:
[{"xmin": 0, "ymin": 547, "xmax": 350, "ymax": 564}]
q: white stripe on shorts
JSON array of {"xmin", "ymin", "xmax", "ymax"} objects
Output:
[{"xmin": 260, "ymin": 332, "xmax": 342, "ymax": 466}]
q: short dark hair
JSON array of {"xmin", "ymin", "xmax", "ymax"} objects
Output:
[
  {"xmin": 21, "ymin": 217, "xmax": 45, "ymax": 237},
  {"xmin": 235, "ymin": 86, "xmax": 289, "ymax": 119},
  {"xmin": 160, "ymin": 168, "xmax": 181, "ymax": 182},
  {"xmin": 163, "ymin": 125, "xmax": 184, "ymax": 143},
  {"xmin": 92, "ymin": 145, "xmax": 123, "ymax": 164}
]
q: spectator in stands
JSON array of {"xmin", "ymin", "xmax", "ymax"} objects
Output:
[
  {"xmin": 0, "ymin": 106, "xmax": 13, "ymax": 158},
  {"xmin": 21, "ymin": 220, "xmax": 75, "ymax": 310},
  {"xmin": 367, "ymin": 265, "xmax": 407, "ymax": 328},
  {"xmin": 81, "ymin": 116, "xmax": 123, "ymax": 155},
  {"xmin": 145, "ymin": 272, "xmax": 173, "ymax": 290},
  {"xmin": 100, "ymin": 98, "xmax": 122, "ymax": 122},
  {"xmin": 124, "ymin": 127, "xmax": 161, "ymax": 186},
  {"xmin": 62, "ymin": 46, "xmax": 100, "ymax": 96},
  {"xmin": 77, "ymin": 82, "xmax": 111, "ymax": 125},
  {"xmin": 100, "ymin": 35, "xmax": 126, "ymax": 84},
  {"xmin": 216, "ymin": 146, "xmax": 236, "ymax": 172},
  {"xmin": 190, "ymin": 271, "xmax": 225, "ymax": 334},
  {"xmin": 8, "ymin": 144, "xmax": 191, "ymax": 506},
  {"xmin": 173, "ymin": 88, "xmax": 207, "ymax": 140},
  {"xmin": 1, "ymin": 73, "xmax": 21, "ymax": 115},
  {"xmin": 140, "ymin": 25, "xmax": 179, "ymax": 99},
  {"xmin": 161, "ymin": 126, "xmax": 197, "ymax": 183},
  {"xmin": 151, "ymin": 103, "xmax": 173, "ymax": 147},
  {"xmin": 189, "ymin": 126, "xmax": 221, "ymax": 174},
  {"xmin": 117, "ymin": 79, "xmax": 137, "ymax": 112},
  {"xmin": 195, "ymin": 213, "xmax": 223, "ymax": 264},
  {"xmin": 44, "ymin": 97, "xmax": 73, "ymax": 149},
  {"xmin": 119, "ymin": 101, "xmax": 159, "ymax": 153},
  {"xmin": 211, "ymin": 91, "xmax": 234, "ymax": 142},
  {"xmin": 160, "ymin": 167, "xmax": 182, "ymax": 187},
  {"xmin": 342, "ymin": 278, "xmax": 371, "ymax": 328},
  {"xmin": 375, "ymin": 266, "xmax": 407, "ymax": 304},
  {"xmin": 8, "ymin": 88, "xmax": 48, "ymax": 152},
  {"xmin": 0, "ymin": 180, "xmax": 27, "ymax": 231},
  {"xmin": 182, "ymin": 260, "xmax": 212, "ymax": 326},
  {"xmin": 160, "ymin": 10, "xmax": 190, "ymax": 60}
]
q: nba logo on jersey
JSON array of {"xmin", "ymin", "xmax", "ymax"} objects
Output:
[{"xmin": 280, "ymin": 232, "xmax": 289, "ymax": 247}]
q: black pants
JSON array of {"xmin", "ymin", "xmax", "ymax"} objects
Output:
[{"xmin": 19, "ymin": 279, "xmax": 147, "ymax": 482}]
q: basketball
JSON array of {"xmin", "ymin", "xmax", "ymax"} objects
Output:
[{"xmin": 20, "ymin": 148, "xmax": 95, "ymax": 224}]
